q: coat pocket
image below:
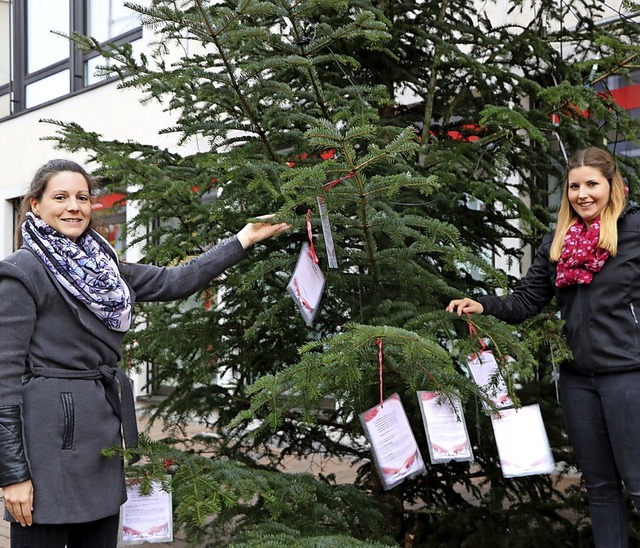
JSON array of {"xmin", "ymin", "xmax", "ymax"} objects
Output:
[{"xmin": 60, "ymin": 392, "xmax": 75, "ymax": 450}]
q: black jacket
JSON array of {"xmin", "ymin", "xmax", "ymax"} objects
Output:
[{"xmin": 479, "ymin": 203, "xmax": 640, "ymax": 374}]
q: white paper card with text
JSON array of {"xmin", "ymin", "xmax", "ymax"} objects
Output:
[
  {"xmin": 490, "ymin": 404, "xmax": 555, "ymax": 478},
  {"xmin": 287, "ymin": 243, "xmax": 326, "ymax": 326},
  {"xmin": 417, "ymin": 391, "xmax": 474, "ymax": 464},
  {"xmin": 466, "ymin": 351, "xmax": 513, "ymax": 410},
  {"xmin": 360, "ymin": 393, "xmax": 426, "ymax": 490},
  {"xmin": 120, "ymin": 479, "xmax": 173, "ymax": 544}
]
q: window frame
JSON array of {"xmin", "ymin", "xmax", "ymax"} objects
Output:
[{"xmin": 2, "ymin": 0, "xmax": 142, "ymax": 119}]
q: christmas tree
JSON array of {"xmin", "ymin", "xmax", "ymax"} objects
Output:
[{"xmin": 50, "ymin": 0, "xmax": 640, "ymax": 545}]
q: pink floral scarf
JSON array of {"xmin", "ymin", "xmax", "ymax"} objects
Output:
[{"xmin": 555, "ymin": 217, "xmax": 609, "ymax": 288}]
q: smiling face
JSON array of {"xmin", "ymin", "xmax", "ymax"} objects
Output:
[
  {"xmin": 567, "ymin": 165, "xmax": 611, "ymax": 227},
  {"xmin": 30, "ymin": 171, "xmax": 92, "ymax": 241}
]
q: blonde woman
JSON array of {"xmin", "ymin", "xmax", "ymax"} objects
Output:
[{"xmin": 448, "ymin": 146, "xmax": 638, "ymax": 548}]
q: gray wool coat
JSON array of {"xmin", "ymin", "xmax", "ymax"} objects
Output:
[{"xmin": 0, "ymin": 236, "xmax": 247, "ymax": 524}]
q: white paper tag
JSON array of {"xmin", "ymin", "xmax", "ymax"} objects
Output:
[
  {"xmin": 286, "ymin": 243, "xmax": 326, "ymax": 326},
  {"xmin": 120, "ymin": 479, "xmax": 173, "ymax": 544},
  {"xmin": 467, "ymin": 351, "xmax": 513, "ymax": 410},
  {"xmin": 417, "ymin": 391, "xmax": 474, "ymax": 463},
  {"xmin": 360, "ymin": 393, "xmax": 426, "ymax": 490},
  {"xmin": 316, "ymin": 195, "xmax": 338, "ymax": 268},
  {"xmin": 491, "ymin": 404, "xmax": 555, "ymax": 478}
]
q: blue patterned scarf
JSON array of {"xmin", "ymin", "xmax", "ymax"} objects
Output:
[{"xmin": 22, "ymin": 212, "xmax": 132, "ymax": 332}]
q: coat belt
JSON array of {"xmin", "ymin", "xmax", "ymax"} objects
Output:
[{"xmin": 26, "ymin": 362, "xmax": 140, "ymax": 464}]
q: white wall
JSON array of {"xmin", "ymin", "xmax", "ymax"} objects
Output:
[{"xmin": 0, "ymin": 79, "xmax": 204, "ymax": 255}]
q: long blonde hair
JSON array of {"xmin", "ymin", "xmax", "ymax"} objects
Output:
[{"xmin": 550, "ymin": 146, "xmax": 627, "ymax": 261}]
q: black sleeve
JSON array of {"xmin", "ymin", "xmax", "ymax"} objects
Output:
[
  {"xmin": 477, "ymin": 233, "xmax": 556, "ymax": 324},
  {"xmin": 0, "ymin": 406, "xmax": 30, "ymax": 487}
]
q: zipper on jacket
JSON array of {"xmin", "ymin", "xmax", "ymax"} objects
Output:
[
  {"xmin": 631, "ymin": 303, "xmax": 638, "ymax": 324},
  {"xmin": 577, "ymin": 286, "xmax": 594, "ymax": 372}
]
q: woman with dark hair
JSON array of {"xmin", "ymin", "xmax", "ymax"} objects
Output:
[
  {"xmin": 0, "ymin": 159, "xmax": 290, "ymax": 547},
  {"xmin": 448, "ymin": 146, "xmax": 640, "ymax": 547}
]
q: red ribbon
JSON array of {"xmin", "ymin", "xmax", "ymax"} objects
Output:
[
  {"xmin": 376, "ymin": 337, "xmax": 384, "ymax": 407},
  {"xmin": 322, "ymin": 172, "xmax": 356, "ymax": 191},
  {"xmin": 305, "ymin": 209, "xmax": 319, "ymax": 264},
  {"xmin": 466, "ymin": 314, "xmax": 487, "ymax": 352},
  {"xmin": 428, "ymin": 372, "xmax": 441, "ymax": 393}
]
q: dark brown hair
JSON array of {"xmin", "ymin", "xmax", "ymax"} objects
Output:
[{"xmin": 16, "ymin": 159, "xmax": 97, "ymax": 248}]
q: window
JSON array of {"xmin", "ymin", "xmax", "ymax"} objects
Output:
[
  {"xmin": 27, "ymin": 0, "xmax": 70, "ymax": 74},
  {"xmin": 3, "ymin": 0, "xmax": 142, "ymax": 117},
  {"xmin": 0, "ymin": 0, "xmax": 10, "ymax": 117},
  {"xmin": 605, "ymin": 70, "xmax": 640, "ymax": 158},
  {"xmin": 26, "ymin": 70, "xmax": 70, "ymax": 108},
  {"xmin": 86, "ymin": 0, "xmax": 139, "ymax": 43}
]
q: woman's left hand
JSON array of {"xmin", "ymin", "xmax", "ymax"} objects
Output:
[{"xmin": 237, "ymin": 215, "xmax": 291, "ymax": 249}]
